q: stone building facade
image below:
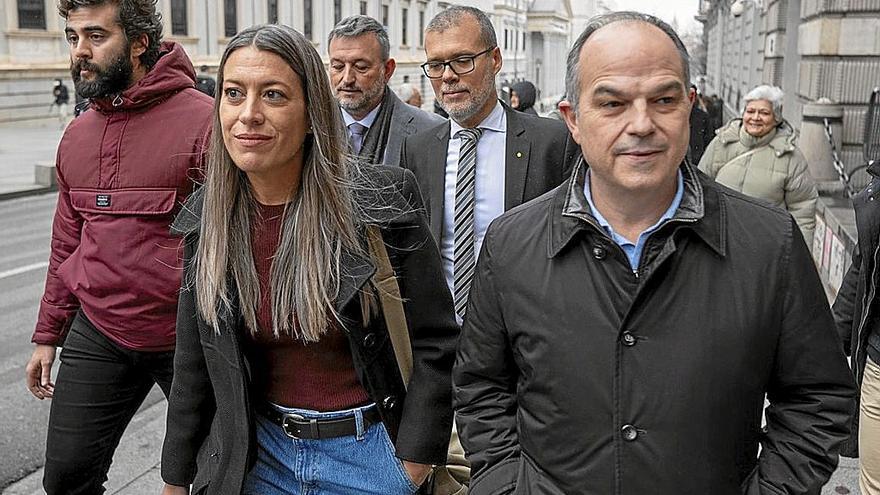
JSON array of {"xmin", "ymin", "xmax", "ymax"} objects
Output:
[{"xmin": 1, "ymin": 0, "xmax": 590, "ymax": 123}]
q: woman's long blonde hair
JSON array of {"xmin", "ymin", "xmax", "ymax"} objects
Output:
[{"xmin": 194, "ymin": 24, "xmax": 361, "ymax": 341}]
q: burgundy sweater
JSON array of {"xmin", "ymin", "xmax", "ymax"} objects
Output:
[{"xmin": 245, "ymin": 202, "xmax": 370, "ymax": 411}]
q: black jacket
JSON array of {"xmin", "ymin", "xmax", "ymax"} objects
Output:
[
  {"xmin": 161, "ymin": 166, "xmax": 459, "ymax": 494},
  {"xmin": 832, "ymin": 161, "xmax": 880, "ymax": 457},
  {"xmin": 454, "ymin": 159, "xmax": 856, "ymax": 495}
]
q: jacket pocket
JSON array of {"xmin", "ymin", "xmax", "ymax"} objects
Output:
[
  {"xmin": 69, "ymin": 188, "xmax": 177, "ymax": 215},
  {"xmin": 512, "ymin": 454, "xmax": 566, "ymax": 495}
]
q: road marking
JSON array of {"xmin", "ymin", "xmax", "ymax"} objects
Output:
[{"xmin": 0, "ymin": 261, "xmax": 48, "ymax": 280}]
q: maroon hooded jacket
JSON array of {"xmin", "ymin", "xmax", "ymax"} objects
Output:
[{"xmin": 32, "ymin": 42, "xmax": 213, "ymax": 351}]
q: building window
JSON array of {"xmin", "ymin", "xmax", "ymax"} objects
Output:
[
  {"xmin": 522, "ymin": 32, "xmax": 526, "ymax": 50},
  {"xmin": 304, "ymin": 0, "xmax": 312, "ymax": 39},
  {"xmin": 171, "ymin": 0, "xmax": 188, "ymax": 36},
  {"xmin": 418, "ymin": 10, "xmax": 425, "ymax": 46},
  {"xmin": 268, "ymin": 0, "xmax": 278, "ymax": 23},
  {"xmin": 334, "ymin": 0, "xmax": 342, "ymax": 24},
  {"xmin": 504, "ymin": 29, "xmax": 509, "ymax": 50},
  {"xmin": 224, "ymin": 0, "xmax": 237, "ymax": 37},
  {"xmin": 17, "ymin": 0, "xmax": 46, "ymax": 30},
  {"xmin": 401, "ymin": 8, "xmax": 408, "ymax": 45},
  {"xmin": 382, "ymin": 4, "xmax": 389, "ymax": 27},
  {"xmin": 360, "ymin": 1, "xmax": 368, "ymax": 15}
]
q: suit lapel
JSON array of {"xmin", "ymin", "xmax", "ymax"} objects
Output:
[
  {"xmin": 384, "ymin": 95, "xmax": 413, "ymax": 167},
  {"xmin": 430, "ymin": 123, "xmax": 451, "ymax": 242},
  {"xmin": 504, "ymin": 107, "xmax": 531, "ymax": 211}
]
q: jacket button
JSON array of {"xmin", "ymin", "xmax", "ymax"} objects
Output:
[
  {"xmin": 622, "ymin": 332, "xmax": 637, "ymax": 346},
  {"xmin": 382, "ymin": 396, "xmax": 397, "ymax": 410},
  {"xmin": 621, "ymin": 424, "xmax": 638, "ymax": 441},
  {"xmin": 363, "ymin": 333, "xmax": 378, "ymax": 348},
  {"xmin": 592, "ymin": 246, "xmax": 607, "ymax": 260}
]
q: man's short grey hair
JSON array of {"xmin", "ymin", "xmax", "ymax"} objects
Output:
[
  {"xmin": 565, "ymin": 11, "xmax": 690, "ymax": 112},
  {"xmin": 328, "ymin": 15, "xmax": 390, "ymax": 61},
  {"xmin": 744, "ymin": 85, "xmax": 784, "ymax": 121},
  {"xmin": 425, "ymin": 6, "xmax": 497, "ymax": 49},
  {"xmin": 397, "ymin": 83, "xmax": 417, "ymax": 102}
]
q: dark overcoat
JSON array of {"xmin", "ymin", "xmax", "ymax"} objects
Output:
[
  {"xmin": 833, "ymin": 161, "xmax": 880, "ymax": 457},
  {"xmin": 455, "ymin": 159, "xmax": 856, "ymax": 495},
  {"xmin": 161, "ymin": 166, "xmax": 459, "ymax": 494}
]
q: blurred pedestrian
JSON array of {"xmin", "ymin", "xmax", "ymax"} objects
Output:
[
  {"xmin": 510, "ymin": 80, "xmax": 538, "ymax": 116},
  {"xmin": 455, "ymin": 12, "xmax": 855, "ymax": 494},
  {"xmin": 397, "ymin": 82, "xmax": 423, "ymax": 108},
  {"xmin": 50, "ymin": 78, "xmax": 70, "ymax": 127},
  {"xmin": 698, "ymin": 85, "xmax": 817, "ymax": 245},
  {"xmin": 329, "ymin": 15, "xmax": 442, "ymax": 166},
  {"xmin": 159, "ymin": 24, "xmax": 457, "ymax": 495},
  {"xmin": 195, "ymin": 64, "xmax": 215, "ymax": 96},
  {"xmin": 400, "ymin": 5, "xmax": 577, "ymax": 322},
  {"xmin": 688, "ymin": 84, "xmax": 713, "ymax": 163},
  {"xmin": 834, "ymin": 157, "xmax": 880, "ymax": 495},
  {"xmin": 24, "ymin": 1, "xmax": 212, "ymax": 494}
]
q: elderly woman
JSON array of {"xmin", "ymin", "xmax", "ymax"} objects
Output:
[
  {"xmin": 159, "ymin": 24, "xmax": 458, "ymax": 495},
  {"xmin": 698, "ymin": 85, "xmax": 818, "ymax": 244}
]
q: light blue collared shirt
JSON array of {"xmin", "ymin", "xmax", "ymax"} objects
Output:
[
  {"xmin": 441, "ymin": 100, "xmax": 507, "ymax": 311},
  {"xmin": 583, "ymin": 170, "xmax": 684, "ymax": 271}
]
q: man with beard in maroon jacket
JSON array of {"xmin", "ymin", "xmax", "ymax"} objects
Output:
[{"xmin": 23, "ymin": 1, "xmax": 212, "ymax": 493}]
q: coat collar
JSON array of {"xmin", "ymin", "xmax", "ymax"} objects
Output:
[
  {"xmin": 548, "ymin": 157, "xmax": 726, "ymax": 259},
  {"xmin": 171, "ymin": 186, "xmax": 377, "ymax": 314}
]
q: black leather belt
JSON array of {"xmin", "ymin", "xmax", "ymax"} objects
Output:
[{"xmin": 260, "ymin": 405, "xmax": 382, "ymax": 440}]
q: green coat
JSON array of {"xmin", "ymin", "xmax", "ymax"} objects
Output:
[{"xmin": 698, "ymin": 119, "xmax": 818, "ymax": 245}]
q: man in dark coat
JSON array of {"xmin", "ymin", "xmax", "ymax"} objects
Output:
[
  {"xmin": 453, "ymin": 11, "xmax": 855, "ymax": 495},
  {"xmin": 833, "ymin": 160, "xmax": 880, "ymax": 493},
  {"xmin": 688, "ymin": 85, "xmax": 713, "ymax": 163},
  {"xmin": 329, "ymin": 15, "xmax": 443, "ymax": 167}
]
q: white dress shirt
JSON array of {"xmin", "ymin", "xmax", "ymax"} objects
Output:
[{"xmin": 440, "ymin": 100, "xmax": 507, "ymax": 308}]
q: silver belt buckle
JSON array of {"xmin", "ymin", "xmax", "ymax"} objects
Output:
[{"xmin": 280, "ymin": 413, "xmax": 309, "ymax": 439}]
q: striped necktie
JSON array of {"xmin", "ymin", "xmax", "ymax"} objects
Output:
[{"xmin": 453, "ymin": 127, "xmax": 484, "ymax": 319}]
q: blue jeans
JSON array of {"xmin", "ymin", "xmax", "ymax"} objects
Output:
[{"xmin": 242, "ymin": 403, "xmax": 421, "ymax": 495}]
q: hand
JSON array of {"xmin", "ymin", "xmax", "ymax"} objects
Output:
[
  {"xmin": 160, "ymin": 483, "xmax": 189, "ymax": 495},
  {"xmin": 401, "ymin": 460, "xmax": 432, "ymax": 487},
  {"xmin": 25, "ymin": 344, "xmax": 56, "ymax": 399}
]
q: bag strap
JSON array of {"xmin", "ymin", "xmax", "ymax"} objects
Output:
[
  {"xmin": 717, "ymin": 143, "xmax": 769, "ymax": 176},
  {"xmin": 364, "ymin": 225, "xmax": 414, "ymax": 389}
]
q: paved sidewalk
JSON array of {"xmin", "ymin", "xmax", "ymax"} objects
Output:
[
  {"xmin": 0, "ymin": 122, "xmax": 63, "ymax": 200},
  {"xmin": 3, "ymin": 399, "xmax": 166, "ymax": 495}
]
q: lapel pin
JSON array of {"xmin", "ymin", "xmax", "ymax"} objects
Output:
[{"xmin": 516, "ymin": 151, "xmax": 523, "ymax": 158}]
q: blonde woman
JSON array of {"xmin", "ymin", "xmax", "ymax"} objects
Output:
[{"xmin": 160, "ymin": 24, "xmax": 457, "ymax": 495}]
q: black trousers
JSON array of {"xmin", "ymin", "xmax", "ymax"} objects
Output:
[{"xmin": 43, "ymin": 312, "xmax": 174, "ymax": 495}]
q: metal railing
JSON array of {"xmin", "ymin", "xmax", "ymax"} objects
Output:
[{"xmin": 825, "ymin": 87, "xmax": 880, "ymax": 197}]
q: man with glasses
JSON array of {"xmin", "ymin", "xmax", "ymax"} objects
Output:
[
  {"xmin": 399, "ymin": 5, "xmax": 577, "ymax": 321},
  {"xmin": 328, "ymin": 15, "xmax": 442, "ymax": 166}
]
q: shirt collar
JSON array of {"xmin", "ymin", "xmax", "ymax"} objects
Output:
[
  {"xmin": 341, "ymin": 103, "xmax": 381, "ymax": 129},
  {"xmin": 583, "ymin": 169, "xmax": 685, "ymax": 244},
  {"xmin": 449, "ymin": 99, "xmax": 505, "ymax": 137}
]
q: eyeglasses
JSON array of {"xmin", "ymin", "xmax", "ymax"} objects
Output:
[{"xmin": 421, "ymin": 46, "xmax": 496, "ymax": 80}]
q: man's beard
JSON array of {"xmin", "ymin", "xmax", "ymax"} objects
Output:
[
  {"xmin": 71, "ymin": 49, "xmax": 134, "ymax": 99},
  {"xmin": 337, "ymin": 81, "xmax": 385, "ymax": 116}
]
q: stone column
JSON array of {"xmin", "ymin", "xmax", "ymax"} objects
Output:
[{"xmin": 800, "ymin": 98, "xmax": 845, "ymax": 193}]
